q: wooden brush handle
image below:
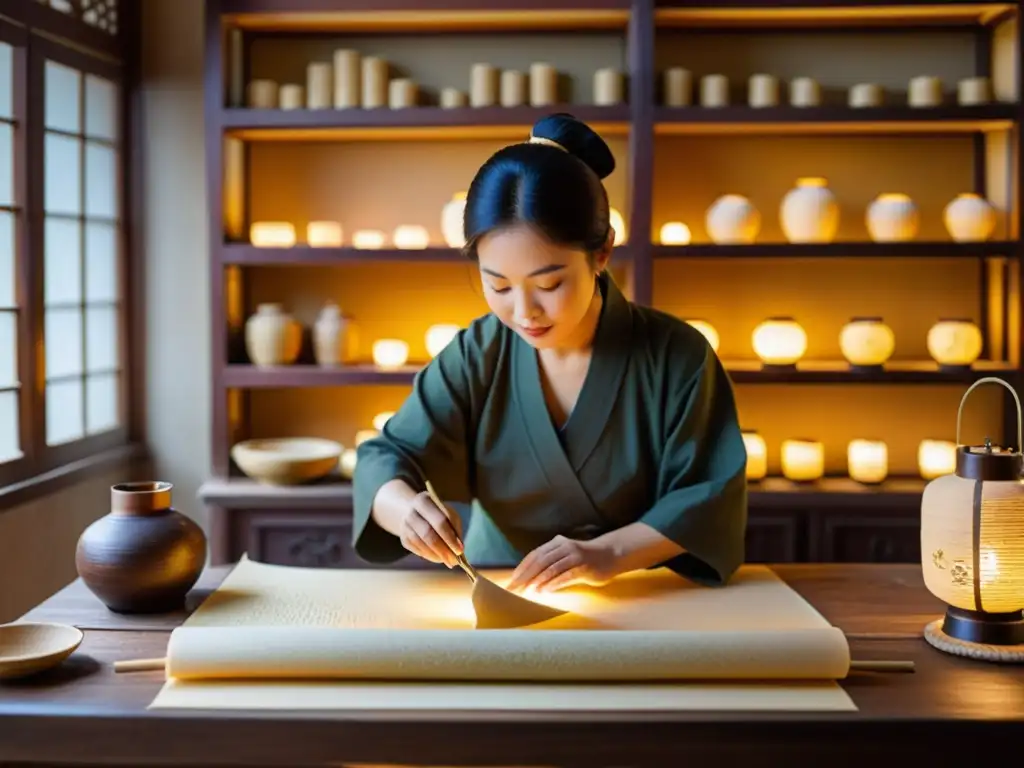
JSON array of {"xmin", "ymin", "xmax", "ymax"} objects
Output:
[{"xmin": 114, "ymin": 657, "xmax": 166, "ymax": 673}]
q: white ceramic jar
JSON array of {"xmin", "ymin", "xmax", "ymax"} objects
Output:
[
  {"xmin": 245, "ymin": 303, "xmax": 302, "ymax": 367},
  {"xmin": 705, "ymin": 194, "xmax": 760, "ymax": 244},
  {"xmin": 866, "ymin": 193, "xmax": 919, "ymax": 242},
  {"xmin": 780, "ymin": 178, "xmax": 839, "ymax": 243},
  {"xmin": 943, "ymin": 193, "xmax": 997, "ymax": 242}
]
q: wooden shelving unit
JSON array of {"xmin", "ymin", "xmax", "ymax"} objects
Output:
[{"xmin": 200, "ymin": 0, "xmax": 1023, "ymax": 568}]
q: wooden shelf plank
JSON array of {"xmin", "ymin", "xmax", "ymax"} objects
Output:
[
  {"xmin": 653, "ymin": 241, "xmax": 1020, "ymax": 258},
  {"xmin": 221, "ymin": 105, "xmax": 632, "ymax": 142},
  {"xmin": 220, "ymin": 244, "xmax": 635, "ymax": 265},
  {"xmin": 654, "ymin": 105, "xmax": 1017, "ymax": 135},
  {"xmin": 198, "ymin": 475, "xmax": 927, "ymax": 510},
  {"xmin": 654, "ymin": 2, "xmax": 1017, "ymax": 29},
  {"xmin": 222, "ymin": 361, "xmax": 1015, "ymax": 388}
]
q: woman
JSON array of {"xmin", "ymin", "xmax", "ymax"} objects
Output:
[{"xmin": 353, "ymin": 113, "xmax": 748, "ymax": 594}]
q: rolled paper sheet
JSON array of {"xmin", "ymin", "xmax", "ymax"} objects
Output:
[
  {"xmin": 333, "ymin": 49, "xmax": 361, "ymax": 108},
  {"xmin": 530, "ymin": 62, "xmax": 557, "ymax": 106},
  {"xmin": 362, "ymin": 57, "xmax": 388, "ymax": 108},
  {"xmin": 440, "ymin": 87, "xmax": 468, "ymax": 108},
  {"xmin": 279, "ymin": 84, "xmax": 304, "ymax": 111},
  {"xmin": 663, "ymin": 67, "xmax": 692, "ymax": 106},
  {"xmin": 594, "ymin": 67, "xmax": 623, "ymax": 105},
  {"xmin": 246, "ymin": 79, "xmax": 277, "ymax": 109},
  {"xmin": 470, "ymin": 63, "xmax": 498, "ymax": 106},
  {"xmin": 163, "ymin": 625, "xmax": 852, "ymax": 682},
  {"xmin": 500, "ymin": 70, "xmax": 527, "ymax": 107},
  {"xmin": 306, "ymin": 62, "xmax": 332, "ymax": 109},
  {"xmin": 389, "ymin": 78, "xmax": 418, "ymax": 108}
]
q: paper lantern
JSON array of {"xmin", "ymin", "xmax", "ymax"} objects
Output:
[
  {"xmin": 372, "ymin": 339, "xmax": 409, "ymax": 369},
  {"xmin": 354, "ymin": 429, "xmax": 378, "ymax": 446},
  {"xmin": 250, "ymin": 222, "xmax": 296, "ymax": 248},
  {"xmin": 609, "ymin": 207, "xmax": 626, "ymax": 245},
  {"xmin": 781, "ymin": 439, "xmax": 824, "ymax": 482},
  {"xmin": 919, "ymin": 439, "xmax": 956, "ymax": 479},
  {"xmin": 920, "ymin": 377, "xmax": 1024, "ymax": 647},
  {"xmin": 372, "ymin": 411, "xmax": 395, "ymax": 431},
  {"xmin": 393, "ymin": 225, "xmax": 429, "ymax": 249},
  {"xmin": 685, "ymin": 319, "xmax": 720, "ymax": 353},
  {"xmin": 839, "ymin": 317, "xmax": 895, "ymax": 370},
  {"xmin": 752, "ymin": 317, "xmax": 807, "ymax": 367},
  {"xmin": 352, "ymin": 229, "xmax": 385, "ymax": 249},
  {"xmin": 927, "ymin": 319, "xmax": 982, "ymax": 369},
  {"xmin": 847, "ymin": 439, "xmax": 888, "ymax": 484},
  {"xmin": 742, "ymin": 431, "xmax": 767, "ymax": 481},
  {"xmin": 306, "ymin": 221, "xmax": 343, "ymax": 247},
  {"xmin": 659, "ymin": 222, "xmax": 691, "ymax": 245},
  {"xmin": 425, "ymin": 324, "xmax": 460, "ymax": 358}
]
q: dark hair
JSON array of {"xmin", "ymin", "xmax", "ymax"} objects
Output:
[{"xmin": 462, "ymin": 113, "xmax": 616, "ymax": 261}]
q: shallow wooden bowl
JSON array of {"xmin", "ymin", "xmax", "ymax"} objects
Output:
[
  {"xmin": 0, "ymin": 621, "xmax": 84, "ymax": 680},
  {"xmin": 231, "ymin": 437, "xmax": 343, "ymax": 485}
]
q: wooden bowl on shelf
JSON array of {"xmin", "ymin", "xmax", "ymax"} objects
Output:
[
  {"xmin": 231, "ymin": 437, "xmax": 343, "ymax": 485},
  {"xmin": 0, "ymin": 621, "xmax": 84, "ymax": 680}
]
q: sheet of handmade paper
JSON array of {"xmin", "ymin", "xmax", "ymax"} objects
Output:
[{"xmin": 149, "ymin": 555, "xmax": 858, "ymax": 712}]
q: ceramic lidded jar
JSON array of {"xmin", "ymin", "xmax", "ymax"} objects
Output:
[
  {"xmin": 943, "ymin": 193, "xmax": 997, "ymax": 242},
  {"xmin": 927, "ymin": 318, "xmax": 982, "ymax": 369},
  {"xmin": 441, "ymin": 191, "xmax": 467, "ymax": 248},
  {"xmin": 839, "ymin": 316, "xmax": 895, "ymax": 369},
  {"xmin": 245, "ymin": 303, "xmax": 302, "ymax": 366},
  {"xmin": 780, "ymin": 177, "xmax": 839, "ymax": 243},
  {"xmin": 705, "ymin": 194, "xmax": 761, "ymax": 244},
  {"xmin": 866, "ymin": 193, "xmax": 919, "ymax": 242},
  {"xmin": 313, "ymin": 302, "xmax": 354, "ymax": 366},
  {"xmin": 75, "ymin": 482, "xmax": 207, "ymax": 614}
]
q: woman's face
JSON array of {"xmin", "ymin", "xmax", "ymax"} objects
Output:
[{"xmin": 476, "ymin": 224, "xmax": 610, "ymax": 350}]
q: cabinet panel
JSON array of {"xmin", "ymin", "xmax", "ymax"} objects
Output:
[
  {"xmin": 815, "ymin": 514, "xmax": 921, "ymax": 564},
  {"xmin": 745, "ymin": 512, "xmax": 804, "ymax": 563}
]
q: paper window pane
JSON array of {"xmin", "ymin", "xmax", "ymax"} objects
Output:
[
  {"xmin": 85, "ymin": 221, "xmax": 117, "ymax": 302},
  {"xmin": 45, "ymin": 133, "xmax": 81, "ymax": 215},
  {"xmin": 0, "ymin": 310, "xmax": 15, "ymax": 388},
  {"xmin": 85, "ymin": 74, "xmax": 118, "ymax": 142},
  {"xmin": 44, "ymin": 60, "xmax": 80, "ymax": 134},
  {"xmin": 0, "ymin": 211, "xmax": 13, "ymax": 308},
  {"xmin": 86, "ymin": 372, "xmax": 118, "ymax": 433},
  {"xmin": 0, "ymin": 42, "xmax": 12, "ymax": 120},
  {"xmin": 85, "ymin": 304, "xmax": 118, "ymax": 372},
  {"xmin": 44, "ymin": 217, "xmax": 81, "ymax": 305},
  {"xmin": 85, "ymin": 142, "xmax": 117, "ymax": 219},
  {"xmin": 0, "ymin": 122, "xmax": 13, "ymax": 207},
  {"xmin": 44, "ymin": 307, "xmax": 82, "ymax": 379},
  {"xmin": 46, "ymin": 378, "xmax": 83, "ymax": 445},
  {"xmin": 0, "ymin": 389, "xmax": 19, "ymax": 462}
]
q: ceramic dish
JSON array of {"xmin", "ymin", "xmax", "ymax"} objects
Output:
[
  {"xmin": 231, "ymin": 437, "xmax": 343, "ymax": 485},
  {"xmin": 0, "ymin": 621, "xmax": 84, "ymax": 680}
]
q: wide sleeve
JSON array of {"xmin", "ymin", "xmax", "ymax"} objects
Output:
[
  {"xmin": 351, "ymin": 319, "xmax": 496, "ymax": 563},
  {"xmin": 638, "ymin": 339, "xmax": 748, "ymax": 586}
]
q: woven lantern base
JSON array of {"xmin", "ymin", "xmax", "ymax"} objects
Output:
[{"xmin": 924, "ymin": 619, "xmax": 1024, "ymax": 663}]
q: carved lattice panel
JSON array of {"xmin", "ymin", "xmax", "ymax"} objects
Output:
[{"xmin": 39, "ymin": 0, "xmax": 119, "ymax": 36}]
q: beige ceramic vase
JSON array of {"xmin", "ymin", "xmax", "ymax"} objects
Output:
[
  {"xmin": 780, "ymin": 177, "xmax": 839, "ymax": 243},
  {"xmin": 245, "ymin": 303, "xmax": 302, "ymax": 366},
  {"xmin": 313, "ymin": 302, "xmax": 353, "ymax": 366}
]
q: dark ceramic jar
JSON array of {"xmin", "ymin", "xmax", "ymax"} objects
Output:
[{"xmin": 75, "ymin": 482, "xmax": 207, "ymax": 614}]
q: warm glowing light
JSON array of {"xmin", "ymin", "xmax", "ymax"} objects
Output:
[
  {"xmin": 848, "ymin": 439, "xmax": 888, "ymax": 483},
  {"xmin": 609, "ymin": 208, "xmax": 626, "ymax": 245},
  {"xmin": 927, "ymin": 319, "xmax": 982, "ymax": 367},
  {"xmin": 659, "ymin": 222, "xmax": 691, "ymax": 245},
  {"xmin": 355, "ymin": 429, "xmax": 379, "ymax": 446},
  {"xmin": 742, "ymin": 431, "xmax": 767, "ymax": 480},
  {"xmin": 353, "ymin": 229, "xmax": 386, "ymax": 249},
  {"xmin": 338, "ymin": 448, "xmax": 357, "ymax": 479},
  {"xmin": 685, "ymin": 319, "xmax": 720, "ymax": 353},
  {"xmin": 372, "ymin": 411, "xmax": 395, "ymax": 431},
  {"xmin": 393, "ymin": 225, "xmax": 430, "ymax": 249},
  {"xmin": 425, "ymin": 324, "xmax": 460, "ymax": 358},
  {"xmin": 372, "ymin": 339, "xmax": 409, "ymax": 369},
  {"xmin": 306, "ymin": 221, "xmax": 343, "ymax": 247},
  {"xmin": 839, "ymin": 317, "xmax": 895, "ymax": 367},
  {"xmin": 752, "ymin": 317, "xmax": 807, "ymax": 366},
  {"xmin": 781, "ymin": 439, "xmax": 824, "ymax": 482},
  {"xmin": 918, "ymin": 439, "xmax": 956, "ymax": 479},
  {"xmin": 250, "ymin": 222, "xmax": 296, "ymax": 248}
]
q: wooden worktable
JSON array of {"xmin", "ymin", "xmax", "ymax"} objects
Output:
[{"xmin": 1, "ymin": 563, "xmax": 1023, "ymax": 767}]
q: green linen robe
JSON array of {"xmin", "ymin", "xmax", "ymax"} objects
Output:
[{"xmin": 352, "ymin": 272, "xmax": 749, "ymax": 585}]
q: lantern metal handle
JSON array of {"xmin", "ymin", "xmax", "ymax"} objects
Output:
[{"xmin": 956, "ymin": 376, "xmax": 1022, "ymax": 451}]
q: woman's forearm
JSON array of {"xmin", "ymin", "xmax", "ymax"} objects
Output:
[
  {"xmin": 594, "ymin": 522, "xmax": 685, "ymax": 577},
  {"xmin": 370, "ymin": 478, "xmax": 419, "ymax": 536}
]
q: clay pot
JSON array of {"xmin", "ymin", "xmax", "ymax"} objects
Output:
[{"xmin": 75, "ymin": 482, "xmax": 207, "ymax": 614}]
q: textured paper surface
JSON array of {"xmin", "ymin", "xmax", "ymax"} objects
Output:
[{"xmin": 149, "ymin": 555, "xmax": 857, "ymax": 712}]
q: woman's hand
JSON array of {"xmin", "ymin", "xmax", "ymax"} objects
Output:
[
  {"xmin": 397, "ymin": 491, "xmax": 464, "ymax": 568},
  {"xmin": 505, "ymin": 535, "xmax": 617, "ymax": 594}
]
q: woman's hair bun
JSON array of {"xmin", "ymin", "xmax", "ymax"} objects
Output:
[{"xmin": 530, "ymin": 113, "xmax": 616, "ymax": 180}]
